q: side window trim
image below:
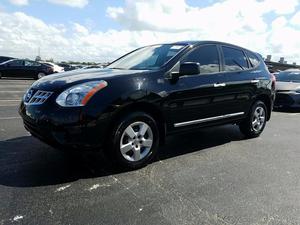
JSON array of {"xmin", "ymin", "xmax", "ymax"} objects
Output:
[
  {"xmin": 242, "ymin": 50, "xmax": 250, "ymax": 69},
  {"xmin": 245, "ymin": 50, "xmax": 261, "ymax": 70},
  {"xmin": 220, "ymin": 45, "xmax": 254, "ymax": 73}
]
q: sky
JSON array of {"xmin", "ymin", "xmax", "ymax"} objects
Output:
[{"xmin": 0, "ymin": 0, "xmax": 300, "ymax": 63}]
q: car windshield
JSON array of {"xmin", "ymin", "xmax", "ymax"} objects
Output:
[
  {"xmin": 107, "ymin": 44, "xmax": 187, "ymax": 70},
  {"xmin": 276, "ymin": 71, "xmax": 300, "ymax": 83}
]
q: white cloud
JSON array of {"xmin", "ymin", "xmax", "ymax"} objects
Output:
[
  {"xmin": 106, "ymin": 0, "xmax": 300, "ymax": 63},
  {"xmin": 107, "ymin": 0, "xmax": 299, "ymax": 32},
  {"xmin": 291, "ymin": 11, "xmax": 300, "ymax": 26},
  {"xmin": 73, "ymin": 23, "xmax": 89, "ymax": 35},
  {"xmin": 8, "ymin": 0, "xmax": 89, "ymax": 8},
  {"xmin": 271, "ymin": 17, "xmax": 288, "ymax": 29},
  {"xmin": 1, "ymin": 0, "xmax": 300, "ymax": 64},
  {"xmin": 9, "ymin": 0, "xmax": 29, "ymax": 6},
  {"xmin": 47, "ymin": 0, "xmax": 88, "ymax": 8}
]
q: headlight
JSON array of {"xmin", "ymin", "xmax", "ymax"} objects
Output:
[
  {"xmin": 56, "ymin": 80, "xmax": 108, "ymax": 107},
  {"xmin": 296, "ymin": 87, "xmax": 300, "ymax": 93},
  {"xmin": 23, "ymin": 89, "xmax": 30, "ymax": 101}
]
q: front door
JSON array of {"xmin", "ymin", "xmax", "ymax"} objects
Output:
[{"xmin": 164, "ymin": 44, "xmax": 230, "ymax": 130}]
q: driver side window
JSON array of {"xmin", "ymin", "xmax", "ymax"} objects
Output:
[{"xmin": 182, "ymin": 45, "xmax": 220, "ymax": 74}]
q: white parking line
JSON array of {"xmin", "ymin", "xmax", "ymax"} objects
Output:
[
  {"xmin": 0, "ymin": 117, "xmax": 21, "ymax": 120},
  {"xmin": 0, "ymin": 105, "xmax": 19, "ymax": 107},
  {"xmin": 0, "ymin": 91, "xmax": 24, "ymax": 93},
  {"xmin": 0, "ymin": 100, "xmax": 20, "ymax": 106}
]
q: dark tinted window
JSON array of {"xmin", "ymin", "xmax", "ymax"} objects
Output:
[
  {"xmin": 246, "ymin": 51, "xmax": 260, "ymax": 68},
  {"xmin": 222, "ymin": 46, "xmax": 248, "ymax": 72},
  {"xmin": 24, "ymin": 61, "xmax": 41, "ymax": 67},
  {"xmin": 182, "ymin": 45, "xmax": 220, "ymax": 74},
  {"xmin": 7, "ymin": 60, "xmax": 23, "ymax": 67}
]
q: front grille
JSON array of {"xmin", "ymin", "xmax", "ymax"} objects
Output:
[{"xmin": 25, "ymin": 90, "xmax": 53, "ymax": 105}]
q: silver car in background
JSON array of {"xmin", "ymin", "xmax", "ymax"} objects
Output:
[{"xmin": 274, "ymin": 70, "xmax": 300, "ymax": 109}]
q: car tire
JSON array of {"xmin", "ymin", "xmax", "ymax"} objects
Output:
[
  {"xmin": 107, "ymin": 112, "xmax": 160, "ymax": 169},
  {"xmin": 36, "ymin": 72, "xmax": 46, "ymax": 79},
  {"xmin": 0, "ymin": 72, "xmax": 2, "ymax": 79},
  {"xmin": 239, "ymin": 100, "xmax": 267, "ymax": 138}
]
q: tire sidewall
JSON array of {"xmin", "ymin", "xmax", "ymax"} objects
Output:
[
  {"xmin": 37, "ymin": 72, "xmax": 45, "ymax": 79},
  {"xmin": 111, "ymin": 112, "xmax": 159, "ymax": 169},
  {"xmin": 248, "ymin": 101, "xmax": 267, "ymax": 136}
]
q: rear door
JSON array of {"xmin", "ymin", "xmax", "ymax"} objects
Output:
[
  {"xmin": 24, "ymin": 60, "xmax": 41, "ymax": 78},
  {"xmin": 164, "ymin": 44, "xmax": 230, "ymax": 129},
  {"xmin": 220, "ymin": 45, "xmax": 260, "ymax": 115}
]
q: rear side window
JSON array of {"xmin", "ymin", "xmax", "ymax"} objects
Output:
[
  {"xmin": 246, "ymin": 51, "xmax": 260, "ymax": 68},
  {"xmin": 222, "ymin": 46, "xmax": 248, "ymax": 72},
  {"xmin": 7, "ymin": 60, "xmax": 23, "ymax": 67},
  {"xmin": 182, "ymin": 45, "xmax": 220, "ymax": 74}
]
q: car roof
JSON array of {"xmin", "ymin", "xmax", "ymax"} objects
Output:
[{"xmin": 171, "ymin": 40, "xmax": 257, "ymax": 54}]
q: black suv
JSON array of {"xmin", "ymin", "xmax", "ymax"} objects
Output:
[{"xmin": 19, "ymin": 41, "xmax": 275, "ymax": 169}]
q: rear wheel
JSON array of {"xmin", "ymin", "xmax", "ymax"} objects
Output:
[
  {"xmin": 37, "ymin": 72, "xmax": 46, "ymax": 79},
  {"xmin": 0, "ymin": 72, "xmax": 2, "ymax": 79},
  {"xmin": 108, "ymin": 112, "xmax": 159, "ymax": 169},
  {"xmin": 239, "ymin": 100, "xmax": 267, "ymax": 138}
]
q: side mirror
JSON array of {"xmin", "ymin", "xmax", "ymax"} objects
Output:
[{"xmin": 179, "ymin": 62, "xmax": 200, "ymax": 76}]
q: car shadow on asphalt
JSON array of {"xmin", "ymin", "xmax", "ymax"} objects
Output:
[{"xmin": 0, "ymin": 125, "xmax": 244, "ymax": 188}]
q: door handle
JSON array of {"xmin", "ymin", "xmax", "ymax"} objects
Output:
[
  {"xmin": 214, "ymin": 83, "xmax": 226, "ymax": 87},
  {"xmin": 251, "ymin": 79, "xmax": 259, "ymax": 84}
]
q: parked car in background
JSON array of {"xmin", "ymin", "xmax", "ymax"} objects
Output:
[
  {"xmin": 0, "ymin": 56, "xmax": 14, "ymax": 64},
  {"xmin": 274, "ymin": 70, "xmax": 300, "ymax": 109},
  {"xmin": 57, "ymin": 63, "xmax": 76, "ymax": 71},
  {"xmin": 20, "ymin": 41, "xmax": 275, "ymax": 169},
  {"xmin": 82, "ymin": 65, "xmax": 104, "ymax": 69},
  {"xmin": 0, "ymin": 59, "xmax": 54, "ymax": 79},
  {"xmin": 42, "ymin": 62, "xmax": 65, "ymax": 73},
  {"xmin": 72, "ymin": 64, "xmax": 84, "ymax": 70}
]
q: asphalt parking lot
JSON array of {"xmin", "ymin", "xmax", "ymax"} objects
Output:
[{"xmin": 0, "ymin": 79, "xmax": 300, "ymax": 225}]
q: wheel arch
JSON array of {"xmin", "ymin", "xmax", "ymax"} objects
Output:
[
  {"xmin": 108, "ymin": 101, "xmax": 167, "ymax": 146},
  {"xmin": 254, "ymin": 94, "xmax": 272, "ymax": 121}
]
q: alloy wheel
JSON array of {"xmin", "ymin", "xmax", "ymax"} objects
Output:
[
  {"xmin": 120, "ymin": 121, "xmax": 153, "ymax": 162},
  {"xmin": 38, "ymin": 73, "xmax": 46, "ymax": 79},
  {"xmin": 251, "ymin": 106, "xmax": 266, "ymax": 132}
]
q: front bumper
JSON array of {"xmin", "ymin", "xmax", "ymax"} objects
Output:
[
  {"xmin": 274, "ymin": 92, "xmax": 300, "ymax": 108},
  {"xmin": 19, "ymin": 101, "xmax": 111, "ymax": 150}
]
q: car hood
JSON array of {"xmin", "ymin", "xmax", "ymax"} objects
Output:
[
  {"xmin": 276, "ymin": 81, "xmax": 300, "ymax": 91},
  {"xmin": 31, "ymin": 68, "xmax": 150, "ymax": 91}
]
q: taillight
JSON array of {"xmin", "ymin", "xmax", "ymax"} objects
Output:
[{"xmin": 270, "ymin": 73, "xmax": 276, "ymax": 89}]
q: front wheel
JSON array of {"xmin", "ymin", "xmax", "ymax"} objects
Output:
[
  {"xmin": 108, "ymin": 112, "xmax": 159, "ymax": 169},
  {"xmin": 239, "ymin": 100, "xmax": 267, "ymax": 138}
]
